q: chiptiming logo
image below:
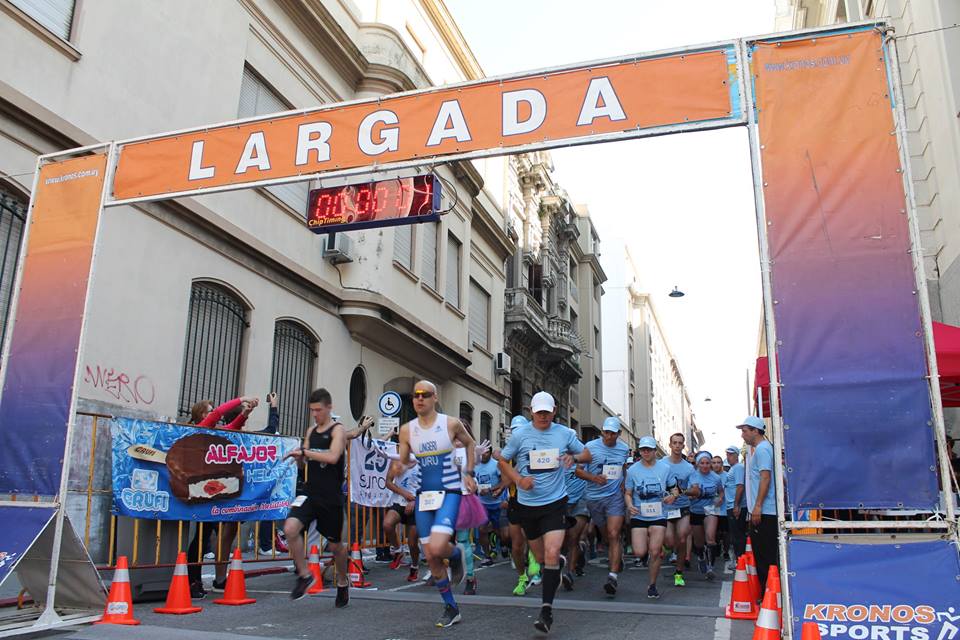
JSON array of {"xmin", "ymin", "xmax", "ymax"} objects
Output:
[{"xmin": 805, "ymin": 604, "xmax": 959, "ymax": 640}]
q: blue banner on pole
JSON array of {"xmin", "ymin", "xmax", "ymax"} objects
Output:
[
  {"xmin": 110, "ymin": 418, "xmax": 298, "ymax": 521},
  {"xmin": 0, "ymin": 506, "xmax": 56, "ymax": 588},
  {"xmin": 789, "ymin": 538, "xmax": 960, "ymax": 640}
]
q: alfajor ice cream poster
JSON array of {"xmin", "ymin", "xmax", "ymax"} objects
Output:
[{"xmin": 110, "ymin": 418, "xmax": 299, "ymax": 521}]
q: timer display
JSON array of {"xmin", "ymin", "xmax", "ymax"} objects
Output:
[{"xmin": 306, "ymin": 175, "xmax": 440, "ymax": 233}]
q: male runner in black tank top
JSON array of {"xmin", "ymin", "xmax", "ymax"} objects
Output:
[{"xmin": 283, "ymin": 388, "xmax": 373, "ymax": 605}]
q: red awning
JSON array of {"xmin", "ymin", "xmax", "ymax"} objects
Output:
[{"xmin": 755, "ymin": 321, "xmax": 960, "ymax": 416}]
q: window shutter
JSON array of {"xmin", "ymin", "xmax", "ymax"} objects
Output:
[
  {"xmin": 11, "ymin": 0, "xmax": 74, "ymax": 39},
  {"xmin": 469, "ymin": 280, "xmax": 489, "ymax": 350},
  {"xmin": 446, "ymin": 234, "xmax": 461, "ymax": 306},
  {"xmin": 393, "ymin": 225, "xmax": 413, "ymax": 270},
  {"xmin": 422, "ymin": 223, "xmax": 438, "ymax": 289}
]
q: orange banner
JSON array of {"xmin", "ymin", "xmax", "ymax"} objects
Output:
[{"xmin": 113, "ymin": 49, "xmax": 735, "ymax": 200}]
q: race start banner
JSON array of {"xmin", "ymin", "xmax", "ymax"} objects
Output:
[
  {"xmin": 349, "ymin": 438, "xmax": 395, "ymax": 508},
  {"xmin": 789, "ymin": 538, "xmax": 960, "ymax": 640},
  {"xmin": 111, "ymin": 418, "xmax": 298, "ymax": 521}
]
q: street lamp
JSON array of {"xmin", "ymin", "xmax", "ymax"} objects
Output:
[{"xmin": 669, "ymin": 286, "xmax": 685, "ymax": 298}]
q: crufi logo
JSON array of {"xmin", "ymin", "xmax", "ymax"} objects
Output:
[
  {"xmin": 0, "ymin": 551, "xmax": 17, "ymax": 570},
  {"xmin": 804, "ymin": 604, "xmax": 960, "ymax": 640}
]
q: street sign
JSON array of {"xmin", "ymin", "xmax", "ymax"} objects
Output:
[
  {"xmin": 378, "ymin": 391, "xmax": 402, "ymax": 417},
  {"xmin": 377, "ymin": 417, "xmax": 400, "ymax": 437}
]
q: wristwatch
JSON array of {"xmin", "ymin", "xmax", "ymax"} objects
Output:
[{"xmin": 463, "ymin": 469, "xmax": 475, "ymax": 478}]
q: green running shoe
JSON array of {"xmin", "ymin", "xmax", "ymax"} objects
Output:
[
  {"xmin": 513, "ymin": 573, "xmax": 529, "ymax": 596},
  {"xmin": 527, "ymin": 553, "xmax": 541, "ymax": 579},
  {"xmin": 674, "ymin": 572, "xmax": 686, "ymax": 587}
]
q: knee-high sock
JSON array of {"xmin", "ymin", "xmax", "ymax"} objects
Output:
[
  {"xmin": 436, "ymin": 577, "xmax": 457, "ymax": 608},
  {"xmin": 542, "ymin": 564, "xmax": 560, "ymax": 606}
]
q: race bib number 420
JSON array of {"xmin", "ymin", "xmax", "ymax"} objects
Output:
[
  {"xmin": 529, "ymin": 448, "xmax": 560, "ymax": 471},
  {"xmin": 602, "ymin": 465, "xmax": 622, "ymax": 480}
]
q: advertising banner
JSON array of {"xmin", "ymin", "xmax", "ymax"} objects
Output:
[
  {"xmin": 349, "ymin": 438, "xmax": 395, "ymax": 508},
  {"xmin": 753, "ymin": 28, "xmax": 939, "ymax": 509},
  {"xmin": 0, "ymin": 154, "xmax": 108, "ymax": 496},
  {"xmin": 111, "ymin": 418, "xmax": 298, "ymax": 521},
  {"xmin": 789, "ymin": 538, "xmax": 960, "ymax": 640},
  {"xmin": 0, "ymin": 506, "xmax": 55, "ymax": 588},
  {"xmin": 112, "ymin": 46, "xmax": 739, "ymax": 200}
]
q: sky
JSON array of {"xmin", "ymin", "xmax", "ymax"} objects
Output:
[{"xmin": 446, "ymin": 0, "xmax": 777, "ymax": 454}]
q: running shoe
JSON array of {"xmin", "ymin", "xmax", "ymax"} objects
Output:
[
  {"xmin": 633, "ymin": 557, "xmax": 643, "ymax": 568},
  {"xmin": 436, "ymin": 604, "xmax": 462, "ymax": 628},
  {"xmin": 203, "ymin": 551, "xmax": 215, "ymax": 560},
  {"xmin": 424, "ymin": 574, "xmax": 436, "ymax": 587},
  {"xmin": 334, "ymin": 585, "xmax": 349, "ymax": 608},
  {"xmin": 529, "ymin": 572, "xmax": 542, "ymax": 586},
  {"xmin": 512, "ymin": 573, "xmax": 529, "ymax": 596},
  {"xmin": 698, "ymin": 555, "xmax": 708, "ymax": 575},
  {"xmin": 274, "ymin": 532, "xmax": 289, "ymax": 553},
  {"xmin": 674, "ymin": 572, "xmax": 686, "ymax": 587},
  {"xmin": 189, "ymin": 581, "xmax": 206, "ymax": 600},
  {"xmin": 527, "ymin": 554, "xmax": 541, "ymax": 579},
  {"xmin": 667, "ymin": 551, "xmax": 677, "ymax": 565},
  {"xmin": 647, "ymin": 584, "xmax": 661, "ymax": 599},
  {"xmin": 603, "ymin": 575, "xmax": 618, "ymax": 595},
  {"xmin": 407, "ymin": 567, "xmax": 419, "ymax": 582},
  {"xmin": 464, "ymin": 578, "xmax": 477, "ymax": 595},
  {"xmin": 481, "ymin": 556, "xmax": 495, "ymax": 567},
  {"xmin": 561, "ymin": 571, "xmax": 575, "ymax": 591},
  {"xmin": 448, "ymin": 543, "xmax": 466, "ymax": 586},
  {"xmin": 290, "ymin": 573, "xmax": 315, "ymax": 600},
  {"xmin": 389, "ymin": 551, "xmax": 405, "ymax": 570},
  {"xmin": 533, "ymin": 606, "xmax": 553, "ymax": 633},
  {"xmin": 211, "ymin": 577, "xmax": 227, "ymax": 593},
  {"xmin": 706, "ymin": 567, "xmax": 716, "ymax": 581},
  {"xmin": 501, "ymin": 547, "xmax": 510, "ymax": 558}
]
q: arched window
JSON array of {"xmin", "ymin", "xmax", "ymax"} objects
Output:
[
  {"xmin": 459, "ymin": 401, "xmax": 474, "ymax": 432},
  {"xmin": 480, "ymin": 411, "xmax": 492, "ymax": 444},
  {"xmin": 270, "ymin": 320, "xmax": 318, "ymax": 436},
  {"xmin": 177, "ymin": 282, "xmax": 248, "ymax": 419},
  {"xmin": 0, "ymin": 188, "xmax": 26, "ymax": 350}
]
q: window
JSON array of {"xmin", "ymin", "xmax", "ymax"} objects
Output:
[
  {"xmin": 11, "ymin": 0, "xmax": 74, "ymax": 40},
  {"xmin": 238, "ymin": 66, "xmax": 308, "ymax": 214},
  {"xmin": 506, "ymin": 254, "xmax": 516, "ymax": 288},
  {"xmin": 469, "ymin": 279, "xmax": 490, "ymax": 350},
  {"xmin": 459, "ymin": 401, "xmax": 474, "ymax": 429},
  {"xmin": 594, "ymin": 326, "xmax": 600, "ymax": 350},
  {"xmin": 349, "ymin": 367, "xmax": 367, "ymax": 421},
  {"xmin": 569, "ymin": 259, "xmax": 578, "ymax": 302},
  {"xmin": 480, "ymin": 411, "xmax": 492, "ymax": 444},
  {"xmin": 528, "ymin": 263, "xmax": 543, "ymax": 304},
  {"xmin": 570, "ymin": 309, "xmax": 578, "ymax": 332},
  {"xmin": 594, "ymin": 374, "xmax": 602, "ymax": 400},
  {"xmin": 178, "ymin": 283, "xmax": 248, "ymax": 419},
  {"xmin": 270, "ymin": 320, "xmax": 318, "ymax": 436},
  {"xmin": 0, "ymin": 189, "xmax": 26, "ymax": 350},
  {"xmin": 593, "ymin": 277, "xmax": 601, "ymax": 303},
  {"xmin": 446, "ymin": 233, "xmax": 461, "ymax": 307},
  {"xmin": 393, "ymin": 225, "xmax": 414, "ymax": 271},
  {"xmin": 422, "ymin": 222, "xmax": 438, "ymax": 289}
]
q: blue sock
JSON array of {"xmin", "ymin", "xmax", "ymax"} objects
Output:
[{"xmin": 436, "ymin": 577, "xmax": 457, "ymax": 608}]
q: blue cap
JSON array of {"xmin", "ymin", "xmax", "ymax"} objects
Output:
[
  {"xmin": 510, "ymin": 415, "xmax": 529, "ymax": 430},
  {"xmin": 695, "ymin": 451, "xmax": 712, "ymax": 463},
  {"xmin": 737, "ymin": 416, "xmax": 766, "ymax": 432},
  {"xmin": 725, "ymin": 445, "xmax": 741, "ymax": 455},
  {"xmin": 602, "ymin": 417, "xmax": 622, "ymax": 432},
  {"xmin": 637, "ymin": 436, "xmax": 657, "ymax": 450}
]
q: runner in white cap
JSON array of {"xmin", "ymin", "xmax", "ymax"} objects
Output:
[{"xmin": 624, "ymin": 435, "xmax": 670, "ymax": 598}]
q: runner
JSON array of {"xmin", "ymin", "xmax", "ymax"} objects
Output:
[
  {"xmin": 624, "ymin": 435, "xmax": 669, "ymax": 599},
  {"xmin": 384, "ymin": 452, "xmax": 421, "ymax": 583},
  {"xmin": 475, "ymin": 445, "xmax": 505, "ymax": 566},
  {"xmin": 498, "ymin": 391, "xmax": 592, "ymax": 634},
  {"xmin": 395, "ymin": 380, "xmax": 477, "ymax": 628},
  {"xmin": 560, "ymin": 456, "xmax": 589, "ymax": 591},
  {"xmin": 578, "ymin": 416, "xmax": 630, "ymax": 596},
  {"xmin": 711, "ymin": 455, "xmax": 729, "ymax": 569},
  {"xmin": 663, "ymin": 432, "xmax": 694, "ymax": 587},
  {"xmin": 688, "ymin": 451, "xmax": 724, "ymax": 581},
  {"xmin": 501, "ymin": 415, "xmax": 541, "ymax": 596},
  {"xmin": 723, "ymin": 445, "xmax": 747, "ymax": 570},
  {"xmin": 282, "ymin": 389, "xmax": 374, "ymax": 606}
]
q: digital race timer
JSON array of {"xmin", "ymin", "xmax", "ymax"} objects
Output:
[{"xmin": 306, "ymin": 174, "xmax": 440, "ymax": 233}]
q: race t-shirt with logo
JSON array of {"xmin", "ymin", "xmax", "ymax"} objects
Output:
[
  {"xmin": 690, "ymin": 470, "xmax": 724, "ymax": 515},
  {"xmin": 564, "ymin": 465, "xmax": 587, "ymax": 505},
  {"xmin": 724, "ymin": 462, "xmax": 746, "ymax": 512},
  {"xmin": 714, "ymin": 471, "xmax": 728, "ymax": 516},
  {"xmin": 582, "ymin": 438, "xmax": 631, "ymax": 501},
  {"xmin": 746, "ymin": 439, "xmax": 777, "ymax": 516},
  {"xmin": 625, "ymin": 459, "xmax": 671, "ymax": 521},
  {"xmin": 392, "ymin": 464, "xmax": 422, "ymax": 507},
  {"xmin": 474, "ymin": 458, "xmax": 501, "ymax": 507},
  {"xmin": 663, "ymin": 457, "xmax": 695, "ymax": 511},
  {"xmin": 500, "ymin": 423, "xmax": 585, "ymax": 507}
]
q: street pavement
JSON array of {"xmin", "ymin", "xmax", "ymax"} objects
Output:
[{"xmin": 50, "ymin": 553, "xmax": 756, "ymax": 640}]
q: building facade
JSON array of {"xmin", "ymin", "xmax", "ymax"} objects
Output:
[
  {"xmin": 601, "ymin": 244, "xmax": 702, "ymax": 452},
  {"xmin": 774, "ymin": 0, "xmax": 960, "ymax": 437}
]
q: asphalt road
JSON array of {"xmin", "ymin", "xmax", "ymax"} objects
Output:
[{"xmin": 50, "ymin": 554, "xmax": 757, "ymax": 640}]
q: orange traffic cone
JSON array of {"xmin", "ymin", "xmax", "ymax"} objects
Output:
[
  {"xmin": 744, "ymin": 552, "xmax": 762, "ymax": 603},
  {"xmin": 725, "ymin": 556, "xmax": 759, "ymax": 620},
  {"xmin": 752, "ymin": 586, "xmax": 782, "ymax": 640},
  {"xmin": 349, "ymin": 543, "xmax": 372, "ymax": 588},
  {"xmin": 764, "ymin": 565, "xmax": 782, "ymax": 626},
  {"xmin": 745, "ymin": 536, "xmax": 753, "ymax": 555},
  {"xmin": 154, "ymin": 551, "xmax": 202, "ymax": 614},
  {"xmin": 802, "ymin": 622, "xmax": 823, "ymax": 640},
  {"xmin": 213, "ymin": 548, "xmax": 256, "ymax": 606},
  {"xmin": 96, "ymin": 556, "xmax": 140, "ymax": 625},
  {"xmin": 307, "ymin": 545, "xmax": 325, "ymax": 595}
]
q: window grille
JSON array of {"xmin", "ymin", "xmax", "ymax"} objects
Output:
[
  {"xmin": 0, "ymin": 188, "xmax": 27, "ymax": 351},
  {"xmin": 270, "ymin": 320, "xmax": 318, "ymax": 436}
]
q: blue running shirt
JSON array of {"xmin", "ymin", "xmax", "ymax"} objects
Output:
[
  {"xmin": 724, "ymin": 462, "xmax": 746, "ymax": 511},
  {"xmin": 663, "ymin": 458, "xmax": 695, "ymax": 509},
  {"xmin": 582, "ymin": 439, "xmax": 631, "ymax": 501},
  {"xmin": 689, "ymin": 470, "xmax": 723, "ymax": 515},
  {"xmin": 474, "ymin": 458, "xmax": 502, "ymax": 507},
  {"xmin": 625, "ymin": 459, "xmax": 671, "ymax": 521},
  {"xmin": 501, "ymin": 423, "xmax": 585, "ymax": 507}
]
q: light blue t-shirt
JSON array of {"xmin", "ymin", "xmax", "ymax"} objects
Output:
[
  {"xmin": 747, "ymin": 440, "xmax": 777, "ymax": 516},
  {"xmin": 474, "ymin": 458, "xmax": 502, "ymax": 507},
  {"xmin": 714, "ymin": 471, "xmax": 728, "ymax": 516},
  {"xmin": 583, "ymin": 438, "xmax": 631, "ymax": 500},
  {"xmin": 501, "ymin": 423, "xmax": 585, "ymax": 507},
  {"xmin": 564, "ymin": 465, "xmax": 587, "ymax": 504},
  {"xmin": 724, "ymin": 462, "xmax": 746, "ymax": 511},
  {"xmin": 663, "ymin": 458, "xmax": 695, "ymax": 509},
  {"xmin": 689, "ymin": 470, "xmax": 724, "ymax": 515},
  {"xmin": 625, "ymin": 459, "xmax": 671, "ymax": 522}
]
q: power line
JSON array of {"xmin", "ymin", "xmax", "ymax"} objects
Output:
[{"xmin": 893, "ymin": 23, "xmax": 960, "ymax": 40}]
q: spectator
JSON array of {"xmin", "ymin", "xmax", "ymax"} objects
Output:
[{"xmin": 738, "ymin": 416, "xmax": 778, "ymax": 592}]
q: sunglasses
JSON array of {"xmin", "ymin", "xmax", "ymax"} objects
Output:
[{"xmin": 412, "ymin": 391, "xmax": 434, "ymax": 399}]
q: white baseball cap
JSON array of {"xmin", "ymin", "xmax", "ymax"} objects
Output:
[{"xmin": 530, "ymin": 391, "xmax": 555, "ymax": 413}]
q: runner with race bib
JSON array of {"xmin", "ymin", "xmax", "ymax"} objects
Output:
[{"xmin": 624, "ymin": 435, "xmax": 670, "ymax": 599}]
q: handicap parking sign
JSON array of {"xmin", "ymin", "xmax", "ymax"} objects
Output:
[{"xmin": 378, "ymin": 391, "xmax": 402, "ymax": 417}]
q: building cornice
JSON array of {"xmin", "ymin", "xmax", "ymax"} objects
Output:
[{"xmin": 418, "ymin": 0, "xmax": 484, "ymax": 81}]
